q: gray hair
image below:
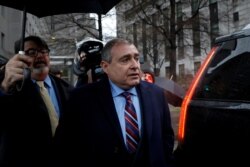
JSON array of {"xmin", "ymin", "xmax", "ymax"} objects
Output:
[{"xmin": 101, "ymin": 38, "xmax": 133, "ymax": 63}]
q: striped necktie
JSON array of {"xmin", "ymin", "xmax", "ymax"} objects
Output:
[
  {"xmin": 122, "ymin": 92, "xmax": 140, "ymax": 153},
  {"xmin": 37, "ymin": 81, "xmax": 58, "ymax": 136}
]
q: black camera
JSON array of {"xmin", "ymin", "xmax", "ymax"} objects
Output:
[
  {"xmin": 73, "ymin": 38, "xmax": 104, "ymax": 85},
  {"xmin": 77, "ymin": 40, "xmax": 103, "ymax": 70}
]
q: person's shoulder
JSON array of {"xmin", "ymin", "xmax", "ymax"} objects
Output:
[
  {"xmin": 73, "ymin": 79, "xmax": 102, "ymax": 92},
  {"xmin": 140, "ymin": 80, "xmax": 165, "ymax": 92},
  {"xmin": 140, "ymin": 80, "xmax": 159, "ymax": 88},
  {"xmin": 68, "ymin": 82, "xmax": 102, "ymax": 103}
]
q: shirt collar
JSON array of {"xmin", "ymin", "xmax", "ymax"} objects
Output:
[
  {"xmin": 33, "ymin": 75, "xmax": 52, "ymax": 88},
  {"xmin": 109, "ymin": 79, "xmax": 137, "ymax": 97},
  {"xmin": 44, "ymin": 76, "xmax": 52, "ymax": 88}
]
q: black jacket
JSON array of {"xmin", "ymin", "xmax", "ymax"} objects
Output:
[
  {"xmin": 0, "ymin": 74, "xmax": 73, "ymax": 167},
  {"xmin": 54, "ymin": 76, "xmax": 175, "ymax": 167}
]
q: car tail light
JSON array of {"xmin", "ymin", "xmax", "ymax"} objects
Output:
[{"xmin": 178, "ymin": 46, "xmax": 218, "ymax": 142}]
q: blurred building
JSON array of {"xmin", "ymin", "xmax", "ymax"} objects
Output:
[
  {"xmin": 0, "ymin": 6, "xmax": 47, "ymax": 58},
  {"xmin": 116, "ymin": 0, "xmax": 250, "ymax": 81}
]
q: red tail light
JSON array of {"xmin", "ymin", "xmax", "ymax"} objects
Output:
[{"xmin": 178, "ymin": 46, "xmax": 218, "ymax": 142}]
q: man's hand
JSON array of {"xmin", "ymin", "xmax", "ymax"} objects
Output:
[{"xmin": 1, "ymin": 53, "xmax": 32, "ymax": 93}]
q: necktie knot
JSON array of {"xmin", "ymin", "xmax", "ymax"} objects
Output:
[
  {"xmin": 36, "ymin": 81, "xmax": 45, "ymax": 88},
  {"xmin": 122, "ymin": 92, "xmax": 132, "ymax": 101}
]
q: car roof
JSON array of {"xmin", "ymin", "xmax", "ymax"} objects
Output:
[{"xmin": 215, "ymin": 24, "xmax": 250, "ymax": 44}]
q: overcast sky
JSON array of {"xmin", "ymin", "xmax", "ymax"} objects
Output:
[{"xmin": 102, "ymin": 8, "xmax": 117, "ymax": 40}]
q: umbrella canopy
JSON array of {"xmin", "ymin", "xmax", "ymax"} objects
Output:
[
  {"xmin": 0, "ymin": 0, "xmax": 121, "ymax": 17},
  {"xmin": 155, "ymin": 77, "xmax": 186, "ymax": 107}
]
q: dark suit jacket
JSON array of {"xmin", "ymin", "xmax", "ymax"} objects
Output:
[
  {"xmin": 54, "ymin": 76, "xmax": 175, "ymax": 167},
  {"xmin": 0, "ymin": 74, "xmax": 72, "ymax": 167}
]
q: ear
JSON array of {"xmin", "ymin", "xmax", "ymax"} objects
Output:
[{"xmin": 100, "ymin": 60, "xmax": 109, "ymax": 73}]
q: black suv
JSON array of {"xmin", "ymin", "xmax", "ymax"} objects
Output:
[{"xmin": 174, "ymin": 26, "xmax": 250, "ymax": 166}]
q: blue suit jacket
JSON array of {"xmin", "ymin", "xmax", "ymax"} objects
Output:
[{"xmin": 54, "ymin": 76, "xmax": 175, "ymax": 167}]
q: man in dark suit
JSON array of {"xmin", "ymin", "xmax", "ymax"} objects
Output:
[
  {"xmin": 54, "ymin": 38, "xmax": 175, "ymax": 167},
  {"xmin": 0, "ymin": 36, "xmax": 72, "ymax": 167}
]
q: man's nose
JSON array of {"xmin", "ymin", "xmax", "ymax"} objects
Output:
[{"xmin": 131, "ymin": 58, "xmax": 140, "ymax": 68}]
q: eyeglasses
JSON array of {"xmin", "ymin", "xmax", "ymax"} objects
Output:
[{"xmin": 24, "ymin": 48, "xmax": 50, "ymax": 57}]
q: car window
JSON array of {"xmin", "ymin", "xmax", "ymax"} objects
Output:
[{"xmin": 194, "ymin": 36, "xmax": 250, "ymax": 101}]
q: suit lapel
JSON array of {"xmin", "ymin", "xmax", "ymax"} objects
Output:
[
  {"xmin": 97, "ymin": 78, "xmax": 127, "ymax": 149},
  {"xmin": 136, "ymin": 82, "xmax": 153, "ymax": 141}
]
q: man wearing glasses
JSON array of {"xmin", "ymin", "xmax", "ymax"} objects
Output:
[{"xmin": 0, "ymin": 35, "xmax": 72, "ymax": 167}]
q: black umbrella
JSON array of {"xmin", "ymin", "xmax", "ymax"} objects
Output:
[
  {"xmin": 0, "ymin": 0, "xmax": 121, "ymax": 17},
  {"xmin": 155, "ymin": 77, "xmax": 185, "ymax": 107}
]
